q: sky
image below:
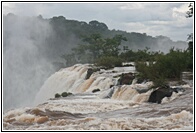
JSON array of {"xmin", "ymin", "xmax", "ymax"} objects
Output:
[{"xmin": 2, "ymin": 2, "xmax": 193, "ymax": 41}]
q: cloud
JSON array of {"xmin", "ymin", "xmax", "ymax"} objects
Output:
[
  {"xmin": 2, "ymin": 2, "xmax": 193, "ymax": 41},
  {"xmin": 172, "ymin": 3, "xmax": 190, "ymax": 19},
  {"xmin": 113, "ymin": 3, "xmax": 192, "ymax": 41},
  {"xmin": 118, "ymin": 3, "xmax": 144, "ymax": 10}
]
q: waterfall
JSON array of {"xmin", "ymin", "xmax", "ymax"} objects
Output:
[
  {"xmin": 34, "ymin": 64, "xmax": 89, "ymax": 105},
  {"xmin": 34, "ymin": 64, "xmax": 151, "ymax": 105},
  {"xmin": 34, "ymin": 63, "xmax": 189, "ymax": 107},
  {"xmin": 4, "ymin": 64, "xmax": 193, "ymax": 130}
]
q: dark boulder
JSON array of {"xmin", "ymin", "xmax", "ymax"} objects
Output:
[
  {"xmin": 85, "ymin": 68, "xmax": 94, "ymax": 79},
  {"xmin": 148, "ymin": 85, "xmax": 173, "ymax": 104},
  {"xmin": 110, "ymin": 85, "xmax": 114, "ymax": 89},
  {"xmin": 61, "ymin": 92, "xmax": 72, "ymax": 97},
  {"xmin": 92, "ymin": 89, "xmax": 100, "ymax": 93},
  {"xmin": 55, "ymin": 93, "xmax": 61, "ymax": 98},
  {"xmin": 118, "ymin": 73, "xmax": 135, "ymax": 85}
]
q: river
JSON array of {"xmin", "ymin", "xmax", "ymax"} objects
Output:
[{"xmin": 3, "ymin": 64, "xmax": 193, "ymax": 130}]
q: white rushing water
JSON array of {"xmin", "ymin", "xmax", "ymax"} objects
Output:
[{"xmin": 3, "ymin": 64, "xmax": 193, "ymax": 130}]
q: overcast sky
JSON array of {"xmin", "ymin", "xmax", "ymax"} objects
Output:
[{"xmin": 3, "ymin": 2, "xmax": 193, "ymax": 41}]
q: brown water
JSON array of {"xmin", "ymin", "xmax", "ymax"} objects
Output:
[{"xmin": 3, "ymin": 64, "xmax": 193, "ymax": 130}]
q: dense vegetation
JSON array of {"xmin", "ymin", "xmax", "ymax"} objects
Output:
[
  {"xmin": 62, "ymin": 4, "xmax": 193, "ymax": 87},
  {"xmin": 48, "ymin": 15, "xmax": 187, "ymax": 57},
  {"xmin": 4, "ymin": 13, "xmax": 187, "ymax": 67},
  {"xmin": 135, "ymin": 49, "xmax": 192, "ymax": 87},
  {"xmin": 63, "ymin": 33, "xmax": 192, "ymax": 86},
  {"xmin": 55, "ymin": 92, "xmax": 72, "ymax": 98},
  {"xmin": 62, "ymin": 33, "xmax": 127, "ymax": 67},
  {"xmin": 134, "ymin": 3, "xmax": 193, "ymax": 87}
]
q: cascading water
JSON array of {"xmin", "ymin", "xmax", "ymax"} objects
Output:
[
  {"xmin": 3, "ymin": 64, "xmax": 193, "ymax": 130},
  {"xmin": 34, "ymin": 64, "xmax": 89, "ymax": 104},
  {"xmin": 34, "ymin": 64, "xmax": 136, "ymax": 105}
]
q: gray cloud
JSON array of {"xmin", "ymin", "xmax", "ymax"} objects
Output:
[{"xmin": 2, "ymin": 2, "xmax": 193, "ymax": 41}]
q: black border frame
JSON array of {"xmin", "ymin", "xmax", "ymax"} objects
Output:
[{"xmin": 1, "ymin": 1, "xmax": 195, "ymax": 132}]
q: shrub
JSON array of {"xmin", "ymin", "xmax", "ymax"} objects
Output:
[
  {"xmin": 55, "ymin": 93, "xmax": 61, "ymax": 98},
  {"xmin": 61, "ymin": 92, "xmax": 72, "ymax": 97},
  {"xmin": 135, "ymin": 48, "xmax": 192, "ymax": 87},
  {"xmin": 95, "ymin": 56, "xmax": 123, "ymax": 69},
  {"xmin": 155, "ymin": 49, "xmax": 189, "ymax": 79},
  {"xmin": 120, "ymin": 48, "xmax": 163, "ymax": 62},
  {"xmin": 67, "ymin": 92, "xmax": 73, "ymax": 95},
  {"xmin": 135, "ymin": 61, "xmax": 166, "ymax": 87}
]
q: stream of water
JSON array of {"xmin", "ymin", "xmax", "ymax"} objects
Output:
[{"xmin": 3, "ymin": 64, "xmax": 193, "ymax": 130}]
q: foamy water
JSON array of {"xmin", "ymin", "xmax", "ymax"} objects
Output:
[{"xmin": 3, "ymin": 64, "xmax": 193, "ymax": 130}]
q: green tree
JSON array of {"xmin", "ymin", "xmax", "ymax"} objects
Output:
[
  {"xmin": 64, "ymin": 34, "xmax": 127, "ymax": 65},
  {"xmin": 136, "ymin": 48, "xmax": 191, "ymax": 87},
  {"xmin": 89, "ymin": 20, "xmax": 108, "ymax": 31},
  {"xmin": 102, "ymin": 35, "xmax": 127, "ymax": 57},
  {"xmin": 186, "ymin": 3, "xmax": 193, "ymax": 18},
  {"xmin": 186, "ymin": 3, "xmax": 193, "ymax": 52},
  {"xmin": 81, "ymin": 33, "xmax": 105, "ymax": 60}
]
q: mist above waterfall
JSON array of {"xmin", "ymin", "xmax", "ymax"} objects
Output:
[{"xmin": 3, "ymin": 14, "xmax": 57, "ymax": 111}]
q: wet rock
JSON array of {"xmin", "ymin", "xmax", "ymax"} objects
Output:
[
  {"xmin": 110, "ymin": 85, "xmax": 114, "ymax": 88},
  {"xmin": 55, "ymin": 93, "xmax": 61, "ymax": 98},
  {"xmin": 92, "ymin": 89, "xmax": 100, "ymax": 93},
  {"xmin": 61, "ymin": 92, "xmax": 72, "ymax": 97},
  {"xmin": 85, "ymin": 68, "xmax": 94, "ymax": 79},
  {"xmin": 148, "ymin": 85, "xmax": 173, "ymax": 104},
  {"xmin": 118, "ymin": 72, "xmax": 135, "ymax": 85},
  {"xmin": 172, "ymin": 87, "xmax": 185, "ymax": 93},
  {"xmin": 148, "ymin": 85, "xmax": 185, "ymax": 104}
]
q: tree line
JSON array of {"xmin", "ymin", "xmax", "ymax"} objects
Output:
[{"xmin": 62, "ymin": 3, "xmax": 193, "ymax": 87}]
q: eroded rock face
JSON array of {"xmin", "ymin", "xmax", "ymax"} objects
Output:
[
  {"xmin": 85, "ymin": 67, "xmax": 100, "ymax": 80},
  {"xmin": 148, "ymin": 84, "xmax": 186, "ymax": 104},
  {"xmin": 148, "ymin": 86, "xmax": 173, "ymax": 104},
  {"xmin": 118, "ymin": 73, "xmax": 135, "ymax": 85},
  {"xmin": 85, "ymin": 68, "xmax": 94, "ymax": 80}
]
